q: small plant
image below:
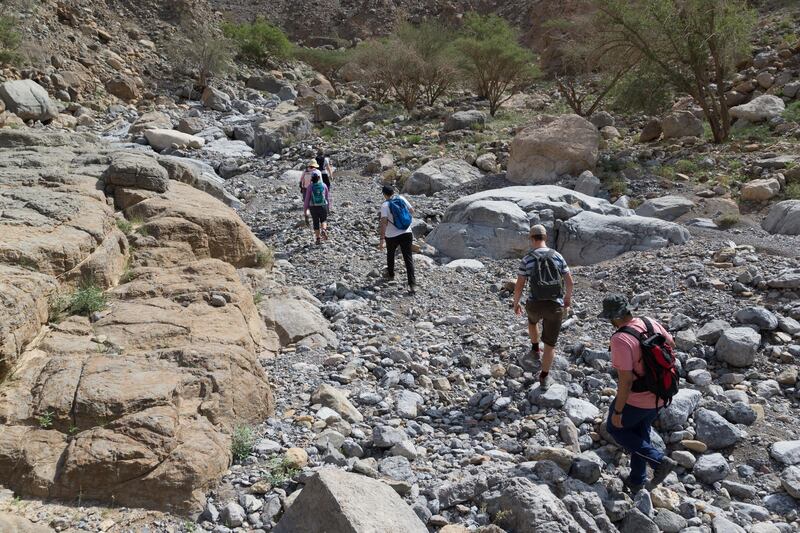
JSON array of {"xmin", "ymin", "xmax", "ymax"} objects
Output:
[
  {"xmin": 68, "ymin": 280, "xmax": 107, "ymax": 316},
  {"xmin": 256, "ymin": 247, "xmax": 274, "ymax": 270},
  {"xmin": 493, "ymin": 508, "xmax": 512, "ymax": 525},
  {"xmin": 729, "ymin": 124, "xmax": 772, "ymax": 143},
  {"xmin": 37, "ymin": 411, "xmax": 54, "ymax": 429},
  {"xmin": 319, "ymin": 126, "xmax": 337, "ymax": 140},
  {"xmin": 715, "ymin": 213, "xmax": 740, "ymax": 229},
  {"xmin": 135, "ymin": 224, "xmax": 150, "ymax": 237},
  {"xmin": 605, "ymin": 178, "xmax": 628, "ymax": 197},
  {"xmin": 253, "ymin": 292, "xmax": 264, "ymax": 305},
  {"xmin": 68, "ymin": 425, "xmax": 79, "ymax": 436},
  {"xmin": 116, "ymin": 218, "xmax": 133, "ymax": 235},
  {"xmin": 675, "ymin": 159, "xmax": 699, "ymax": 174},
  {"xmin": 263, "ymin": 457, "xmax": 300, "ymax": 485},
  {"xmin": 404, "ymin": 134, "xmax": 423, "ymax": 144},
  {"xmin": 783, "ymin": 101, "xmax": 800, "ymax": 123},
  {"xmin": 183, "ymin": 521, "xmax": 197, "ymax": 533},
  {"xmin": 231, "ymin": 425, "xmax": 256, "ymax": 462},
  {"xmin": 48, "ymin": 291, "xmax": 70, "ymax": 324},
  {"xmin": 785, "ymin": 182, "xmax": 800, "ymax": 200}
]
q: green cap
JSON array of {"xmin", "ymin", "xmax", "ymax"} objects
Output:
[{"xmin": 598, "ymin": 293, "xmax": 633, "ymax": 320}]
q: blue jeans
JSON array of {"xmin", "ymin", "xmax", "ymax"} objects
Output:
[{"xmin": 606, "ymin": 400, "xmax": 665, "ymax": 485}]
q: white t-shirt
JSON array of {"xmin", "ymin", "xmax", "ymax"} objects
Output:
[{"xmin": 380, "ymin": 196, "xmax": 413, "ymax": 239}]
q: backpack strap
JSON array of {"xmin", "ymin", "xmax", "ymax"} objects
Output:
[
  {"xmin": 641, "ymin": 317, "xmax": 655, "ymax": 337},
  {"xmin": 613, "ymin": 324, "xmax": 646, "ymax": 383}
]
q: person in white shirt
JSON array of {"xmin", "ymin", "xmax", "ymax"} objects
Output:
[
  {"xmin": 378, "ymin": 185, "xmax": 416, "ymax": 294},
  {"xmin": 299, "ymin": 159, "xmax": 322, "ymax": 200}
]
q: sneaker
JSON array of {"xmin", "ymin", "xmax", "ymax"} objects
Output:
[
  {"xmin": 528, "ymin": 345, "xmax": 541, "ymax": 361},
  {"xmin": 315, "ymin": 238, "xmax": 321, "ymax": 245},
  {"xmin": 538, "ymin": 372, "xmax": 554, "ymax": 390},
  {"xmin": 409, "ymin": 285, "xmax": 416, "ymax": 295},
  {"xmin": 648, "ymin": 457, "xmax": 678, "ymax": 489},
  {"xmin": 623, "ymin": 477, "xmax": 645, "ymax": 494}
]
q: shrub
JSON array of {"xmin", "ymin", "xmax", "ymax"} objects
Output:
[
  {"xmin": 263, "ymin": 457, "xmax": 300, "ymax": 485},
  {"xmin": 293, "ymin": 46, "xmax": 351, "ymax": 91},
  {"xmin": 0, "ymin": 15, "xmax": 21, "ymax": 65},
  {"xmin": 715, "ymin": 213, "xmax": 740, "ymax": 228},
  {"xmin": 610, "ymin": 61, "xmax": 674, "ymax": 116},
  {"xmin": 37, "ymin": 411, "xmax": 54, "ymax": 429},
  {"xmin": 256, "ymin": 247, "xmax": 274, "ymax": 270},
  {"xmin": 68, "ymin": 281, "xmax": 107, "ymax": 316},
  {"xmin": 783, "ymin": 101, "xmax": 800, "ymax": 123},
  {"xmin": 231, "ymin": 425, "xmax": 256, "ymax": 462},
  {"xmin": 786, "ymin": 182, "xmax": 800, "ymax": 200},
  {"xmin": 455, "ymin": 13, "xmax": 538, "ymax": 116},
  {"xmin": 222, "ymin": 17, "xmax": 291, "ymax": 65},
  {"xmin": 172, "ymin": 26, "xmax": 234, "ymax": 87},
  {"xmin": 675, "ymin": 159, "xmax": 699, "ymax": 174},
  {"xmin": 116, "ymin": 218, "xmax": 133, "ymax": 235},
  {"xmin": 319, "ymin": 126, "xmax": 337, "ymax": 139}
]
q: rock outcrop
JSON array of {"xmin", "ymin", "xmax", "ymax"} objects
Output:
[
  {"xmin": 762, "ymin": 200, "xmax": 800, "ymax": 235},
  {"xmin": 426, "ymin": 186, "xmax": 689, "ymax": 264},
  {"xmin": 0, "ymin": 80, "xmax": 59, "ymax": 123},
  {"xmin": 0, "ymin": 130, "xmax": 277, "ymax": 512},
  {"xmin": 403, "ymin": 158, "xmax": 484, "ymax": 196},
  {"xmin": 507, "ymin": 114, "xmax": 600, "ymax": 185}
]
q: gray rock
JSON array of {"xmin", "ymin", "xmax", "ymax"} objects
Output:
[
  {"xmin": 254, "ymin": 438, "xmax": 281, "ymax": 455},
  {"xmin": 756, "ymin": 379, "xmax": 781, "ymax": 399},
  {"xmin": 662, "ymin": 111, "xmax": 704, "ymax": 139},
  {"xmin": 277, "ymin": 85, "xmax": 298, "ymax": 101},
  {"xmin": 574, "ymin": 171, "xmax": 601, "ymax": 197},
  {"xmin": 771, "ymin": 441, "xmax": 800, "ymax": 465},
  {"xmin": 658, "ymin": 388, "xmax": 702, "ymax": 430},
  {"xmin": 403, "ymin": 158, "xmax": 483, "ymax": 196},
  {"xmin": 694, "ymin": 453, "xmax": 731, "ymax": 484},
  {"xmin": 253, "ymin": 113, "xmax": 312, "ymax": 155},
  {"xmin": 246, "ymin": 74, "xmax": 290, "ymax": 93},
  {"xmin": 635, "ymin": 195, "xmax": 695, "ymax": 221},
  {"xmin": 0, "ymin": 80, "xmax": 58, "ymax": 122},
  {"xmin": 394, "ymin": 390, "xmax": 423, "ymax": 418},
  {"xmin": 564, "ymin": 397, "xmax": 600, "ymax": 425},
  {"xmin": 640, "ymin": 118, "xmax": 663, "ymax": 142},
  {"xmin": 443, "ymin": 110, "xmax": 486, "ymax": 132},
  {"xmin": 484, "ymin": 477, "xmax": 584, "ymax": 532},
  {"xmin": 570, "ymin": 451, "xmax": 603, "ymax": 484},
  {"xmin": 621, "ymin": 508, "xmax": 659, "ymax": 533},
  {"xmin": 590, "ymin": 111, "xmax": 615, "ymax": 129},
  {"xmin": 273, "ymin": 469, "xmax": 427, "ymax": 533},
  {"xmin": 311, "ymin": 384, "xmax": 363, "ymax": 423},
  {"xmin": 735, "ymin": 307, "xmax": 779, "ymax": 330},
  {"xmin": 378, "ymin": 455, "xmax": 416, "ymax": 482},
  {"xmin": 103, "ymin": 152, "xmax": 170, "ymax": 193},
  {"xmin": 712, "ymin": 516, "xmax": 746, "ymax": 533},
  {"xmin": 778, "ymin": 315, "xmax": 800, "ymax": 335},
  {"xmin": 654, "ymin": 509, "xmax": 687, "ymax": 533},
  {"xmin": 201, "ymin": 86, "xmax": 231, "ymax": 112},
  {"xmin": 730, "ymin": 95, "xmax": 785, "ymax": 122},
  {"xmin": 695, "ymin": 408, "xmax": 744, "ymax": 449},
  {"xmin": 373, "ymin": 426, "xmax": 408, "ymax": 448},
  {"xmin": 780, "ymin": 465, "xmax": 800, "ymax": 499},
  {"xmin": 315, "ymin": 100, "xmax": 343, "ymax": 123},
  {"xmin": 697, "ymin": 320, "xmax": 731, "ymax": 344},
  {"xmin": 529, "ymin": 382, "xmax": 568, "ymax": 408},
  {"xmin": 725, "ymin": 402, "xmax": 757, "ymax": 426},
  {"xmin": 436, "ymin": 474, "xmax": 489, "ymax": 508},
  {"xmin": 762, "ymin": 200, "xmax": 800, "ymax": 236},
  {"xmin": 715, "ymin": 327, "xmax": 761, "ymax": 367},
  {"xmin": 221, "ymin": 501, "xmax": 246, "ymax": 528}
]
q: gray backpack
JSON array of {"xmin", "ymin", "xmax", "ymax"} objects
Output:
[{"xmin": 527, "ymin": 250, "xmax": 565, "ymax": 301}]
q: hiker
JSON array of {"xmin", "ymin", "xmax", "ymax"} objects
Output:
[
  {"xmin": 299, "ymin": 159, "xmax": 321, "ymax": 201},
  {"xmin": 378, "ymin": 185, "xmax": 416, "ymax": 294},
  {"xmin": 512, "ymin": 224, "xmax": 573, "ymax": 390},
  {"xmin": 303, "ymin": 173, "xmax": 330, "ymax": 245},
  {"xmin": 599, "ymin": 293, "xmax": 679, "ymax": 492},
  {"xmin": 316, "ymin": 150, "xmax": 334, "ymax": 189}
]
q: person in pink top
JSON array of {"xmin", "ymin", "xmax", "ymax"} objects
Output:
[{"xmin": 600, "ymin": 293, "xmax": 678, "ymax": 493}]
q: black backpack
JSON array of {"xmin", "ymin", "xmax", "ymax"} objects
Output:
[
  {"xmin": 526, "ymin": 250, "xmax": 565, "ymax": 301},
  {"xmin": 615, "ymin": 317, "xmax": 679, "ymax": 408}
]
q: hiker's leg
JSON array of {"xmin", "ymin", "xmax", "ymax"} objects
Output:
[
  {"xmin": 528, "ymin": 322, "xmax": 540, "ymax": 344},
  {"xmin": 606, "ymin": 403, "xmax": 662, "ymax": 486},
  {"xmin": 539, "ymin": 302, "xmax": 564, "ymax": 374},
  {"xmin": 386, "ymin": 236, "xmax": 398, "ymax": 278},
  {"xmin": 400, "ymin": 233, "xmax": 415, "ymax": 287}
]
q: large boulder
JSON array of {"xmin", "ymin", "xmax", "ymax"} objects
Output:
[
  {"xmin": 555, "ymin": 211, "xmax": 690, "ymax": 266},
  {"xmin": 635, "ymin": 195, "xmax": 695, "ymax": 221},
  {"xmin": 662, "ymin": 111, "xmax": 704, "ymax": 139},
  {"xmin": 105, "ymin": 76, "xmax": 138, "ymax": 101},
  {"xmin": 741, "ymin": 178, "xmax": 781, "ymax": 202},
  {"xmin": 246, "ymin": 74, "xmax": 290, "ymax": 94},
  {"xmin": 730, "ymin": 95, "xmax": 785, "ymax": 122},
  {"xmin": 695, "ymin": 408, "xmax": 745, "ymax": 449},
  {"xmin": 507, "ymin": 114, "xmax": 600, "ymax": 184},
  {"xmin": 762, "ymin": 200, "xmax": 800, "ymax": 235},
  {"xmin": 253, "ymin": 113, "xmax": 312, "ymax": 156},
  {"xmin": 715, "ymin": 327, "xmax": 760, "ymax": 367},
  {"xmin": 157, "ymin": 156, "xmax": 241, "ymax": 208},
  {"xmin": 0, "ymin": 513, "xmax": 54, "ymax": 533},
  {"xmin": 274, "ymin": 469, "xmax": 427, "ymax": 533},
  {"xmin": 0, "ymin": 80, "xmax": 58, "ymax": 122},
  {"xmin": 483, "ymin": 477, "xmax": 584, "ymax": 532},
  {"xmin": 103, "ymin": 152, "xmax": 170, "ymax": 193},
  {"xmin": 258, "ymin": 286, "xmax": 337, "ymax": 348},
  {"xmin": 0, "ymin": 131, "xmax": 276, "ymax": 512},
  {"xmin": 443, "ymin": 110, "xmax": 486, "ymax": 132},
  {"xmin": 201, "ymin": 86, "xmax": 231, "ymax": 112},
  {"xmin": 403, "ymin": 158, "xmax": 484, "ymax": 196},
  {"xmin": 426, "ymin": 185, "xmax": 688, "ymax": 264},
  {"xmin": 129, "ymin": 111, "xmax": 172, "ymax": 136},
  {"xmin": 144, "ymin": 128, "xmax": 205, "ymax": 151}
]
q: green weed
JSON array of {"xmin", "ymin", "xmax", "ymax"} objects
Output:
[
  {"xmin": 115, "ymin": 218, "xmax": 133, "ymax": 235},
  {"xmin": 675, "ymin": 159, "xmax": 699, "ymax": 174},
  {"xmin": 785, "ymin": 182, "xmax": 800, "ymax": 200},
  {"xmin": 263, "ymin": 456, "xmax": 300, "ymax": 485},
  {"xmin": 783, "ymin": 101, "xmax": 800, "ymax": 123},
  {"xmin": 37, "ymin": 410, "xmax": 54, "ymax": 429},
  {"xmin": 404, "ymin": 134, "xmax": 423, "ymax": 145},
  {"xmin": 231, "ymin": 425, "xmax": 256, "ymax": 462},
  {"xmin": 319, "ymin": 126, "xmax": 337, "ymax": 139},
  {"xmin": 715, "ymin": 213, "xmax": 740, "ymax": 229},
  {"xmin": 68, "ymin": 280, "xmax": 107, "ymax": 316},
  {"xmin": 729, "ymin": 124, "xmax": 772, "ymax": 143},
  {"xmin": 256, "ymin": 247, "xmax": 274, "ymax": 270},
  {"xmin": 253, "ymin": 292, "xmax": 264, "ymax": 305}
]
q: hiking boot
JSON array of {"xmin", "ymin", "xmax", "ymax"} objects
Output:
[
  {"xmin": 315, "ymin": 237, "xmax": 321, "ymax": 245},
  {"xmin": 528, "ymin": 345, "xmax": 541, "ymax": 361},
  {"xmin": 648, "ymin": 457, "xmax": 678, "ymax": 489},
  {"xmin": 408, "ymin": 285, "xmax": 416, "ymax": 295},
  {"xmin": 623, "ymin": 477, "xmax": 644, "ymax": 494},
  {"xmin": 538, "ymin": 371, "xmax": 554, "ymax": 390}
]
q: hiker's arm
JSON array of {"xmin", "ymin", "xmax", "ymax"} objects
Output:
[
  {"xmin": 303, "ymin": 186, "xmax": 311, "ymax": 212},
  {"xmin": 379, "ymin": 217, "xmax": 388, "ymax": 249},
  {"xmin": 564, "ymin": 271, "xmax": 574, "ymax": 308},
  {"xmin": 512, "ymin": 275, "xmax": 526, "ymax": 315},
  {"xmin": 612, "ymin": 369, "xmax": 634, "ymax": 427}
]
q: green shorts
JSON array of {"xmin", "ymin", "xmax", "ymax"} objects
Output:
[{"xmin": 525, "ymin": 299, "xmax": 565, "ymax": 347}]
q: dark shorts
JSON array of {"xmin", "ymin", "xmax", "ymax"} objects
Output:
[
  {"xmin": 309, "ymin": 205, "xmax": 328, "ymax": 230},
  {"xmin": 525, "ymin": 299, "xmax": 564, "ymax": 347}
]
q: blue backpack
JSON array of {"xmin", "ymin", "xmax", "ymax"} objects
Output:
[
  {"xmin": 388, "ymin": 197, "xmax": 412, "ymax": 230},
  {"xmin": 310, "ymin": 183, "xmax": 327, "ymax": 206}
]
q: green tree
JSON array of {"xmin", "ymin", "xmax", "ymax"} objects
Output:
[
  {"xmin": 293, "ymin": 47, "xmax": 351, "ymax": 93},
  {"xmin": 396, "ymin": 22, "xmax": 460, "ymax": 107},
  {"xmin": 593, "ymin": 0, "xmax": 756, "ymax": 143},
  {"xmin": 455, "ymin": 13, "xmax": 538, "ymax": 116},
  {"xmin": 174, "ymin": 26, "xmax": 234, "ymax": 87},
  {"xmin": 352, "ymin": 37, "xmax": 424, "ymax": 111},
  {"xmin": 222, "ymin": 17, "xmax": 291, "ymax": 66},
  {"xmin": 0, "ymin": 15, "xmax": 21, "ymax": 65}
]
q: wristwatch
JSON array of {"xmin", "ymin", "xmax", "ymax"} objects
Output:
[{"xmin": 614, "ymin": 409, "xmax": 624, "ymax": 415}]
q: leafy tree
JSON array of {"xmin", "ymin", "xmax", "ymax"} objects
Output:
[
  {"xmin": 174, "ymin": 26, "xmax": 234, "ymax": 87},
  {"xmin": 593, "ymin": 0, "xmax": 756, "ymax": 143},
  {"xmin": 395, "ymin": 22, "xmax": 460, "ymax": 107},
  {"xmin": 222, "ymin": 17, "xmax": 291, "ymax": 65},
  {"xmin": 0, "ymin": 15, "xmax": 21, "ymax": 65},
  {"xmin": 455, "ymin": 13, "xmax": 538, "ymax": 116},
  {"xmin": 293, "ymin": 47, "xmax": 351, "ymax": 93},
  {"xmin": 610, "ymin": 60, "xmax": 674, "ymax": 115}
]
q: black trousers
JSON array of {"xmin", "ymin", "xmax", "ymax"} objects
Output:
[
  {"xmin": 386, "ymin": 232, "xmax": 415, "ymax": 286},
  {"xmin": 321, "ymin": 173, "xmax": 331, "ymax": 189}
]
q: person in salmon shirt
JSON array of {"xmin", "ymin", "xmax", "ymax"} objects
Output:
[{"xmin": 600, "ymin": 293, "xmax": 679, "ymax": 493}]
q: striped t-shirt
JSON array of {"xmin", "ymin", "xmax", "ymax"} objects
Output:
[{"xmin": 518, "ymin": 247, "xmax": 570, "ymax": 306}]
